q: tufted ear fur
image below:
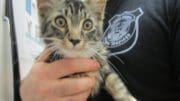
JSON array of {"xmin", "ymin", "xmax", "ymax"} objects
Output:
[
  {"xmin": 37, "ymin": 0, "xmax": 55, "ymax": 18},
  {"xmin": 84, "ymin": 0, "xmax": 107, "ymax": 20}
]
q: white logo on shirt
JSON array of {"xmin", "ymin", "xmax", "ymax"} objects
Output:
[{"xmin": 102, "ymin": 8, "xmax": 144, "ymax": 56}]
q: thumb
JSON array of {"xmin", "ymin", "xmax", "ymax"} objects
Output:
[{"xmin": 36, "ymin": 48, "xmax": 52, "ymax": 62}]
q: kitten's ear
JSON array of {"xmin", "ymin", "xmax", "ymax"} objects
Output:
[
  {"xmin": 37, "ymin": 0, "xmax": 54, "ymax": 18},
  {"xmin": 85, "ymin": 0, "xmax": 107, "ymax": 20}
]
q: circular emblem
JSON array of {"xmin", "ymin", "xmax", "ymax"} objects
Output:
[{"xmin": 102, "ymin": 8, "xmax": 144, "ymax": 55}]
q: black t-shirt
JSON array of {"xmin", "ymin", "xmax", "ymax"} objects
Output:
[{"xmin": 90, "ymin": 0, "xmax": 180, "ymax": 101}]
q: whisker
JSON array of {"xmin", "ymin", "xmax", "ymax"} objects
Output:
[
  {"xmin": 88, "ymin": 48, "xmax": 124, "ymax": 78},
  {"xmin": 50, "ymin": 45, "xmax": 59, "ymax": 52},
  {"xmin": 46, "ymin": 43, "xmax": 56, "ymax": 48},
  {"xmin": 41, "ymin": 37, "xmax": 62, "ymax": 43}
]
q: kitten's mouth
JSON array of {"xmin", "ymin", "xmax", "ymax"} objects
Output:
[
  {"xmin": 67, "ymin": 47, "xmax": 84, "ymax": 52},
  {"xmin": 61, "ymin": 48, "xmax": 84, "ymax": 58},
  {"xmin": 59, "ymin": 44, "xmax": 91, "ymax": 58},
  {"xmin": 65, "ymin": 43, "xmax": 85, "ymax": 51}
]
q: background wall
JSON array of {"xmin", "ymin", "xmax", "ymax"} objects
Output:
[
  {"xmin": 0, "ymin": 0, "xmax": 14, "ymax": 100},
  {"xmin": 0, "ymin": 0, "xmax": 6, "ymax": 100},
  {"xmin": 13, "ymin": 0, "xmax": 44, "ymax": 79},
  {"xmin": 0, "ymin": 0, "xmax": 4, "ymax": 61},
  {"xmin": 0, "ymin": 0, "xmax": 43, "ymax": 100}
]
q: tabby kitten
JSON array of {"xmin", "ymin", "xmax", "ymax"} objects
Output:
[{"xmin": 37, "ymin": 0, "xmax": 136, "ymax": 101}]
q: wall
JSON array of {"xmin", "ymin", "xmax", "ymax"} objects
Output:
[
  {"xmin": 0, "ymin": 0, "xmax": 43, "ymax": 100},
  {"xmin": 0, "ymin": 0, "xmax": 6, "ymax": 100},
  {"xmin": 0, "ymin": 0, "xmax": 14, "ymax": 100},
  {"xmin": 13, "ymin": 0, "xmax": 44, "ymax": 79}
]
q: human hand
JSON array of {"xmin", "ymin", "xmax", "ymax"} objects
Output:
[{"xmin": 20, "ymin": 49, "xmax": 100, "ymax": 101}]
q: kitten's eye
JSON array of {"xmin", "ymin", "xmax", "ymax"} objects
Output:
[
  {"xmin": 83, "ymin": 19, "xmax": 93, "ymax": 31},
  {"xmin": 55, "ymin": 16, "xmax": 66, "ymax": 28}
]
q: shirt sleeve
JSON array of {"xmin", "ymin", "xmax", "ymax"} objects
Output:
[{"xmin": 170, "ymin": 0, "xmax": 180, "ymax": 81}]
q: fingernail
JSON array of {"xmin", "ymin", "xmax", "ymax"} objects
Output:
[{"xmin": 92, "ymin": 61, "xmax": 100, "ymax": 68}]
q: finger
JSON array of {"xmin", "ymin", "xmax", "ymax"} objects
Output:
[
  {"xmin": 74, "ymin": 90, "xmax": 92, "ymax": 101},
  {"xmin": 36, "ymin": 48, "xmax": 52, "ymax": 62},
  {"xmin": 45, "ymin": 58, "xmax": 100, "ymax": 78},
  {"xmin": 45, "ymin": 90, "xmax": 91, "ymax": 101},
  {"xmin": 50, "ymin": 77, "xmax": 96, "ymax": 97},
  {"xmin": 72, "ymin": 90, "xmax": 91, "ymax": 100},
  {"xmin": 44, "ymin": 97, "xmax": 64, "ymax": 101},
  {"xmin": 61, "ymin": 90, "xmax": 92, "ymax": 101}
]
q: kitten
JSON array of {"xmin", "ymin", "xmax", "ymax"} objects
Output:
[{"xmin": 37, "ymin": 0, "xmax": 136, "ymax": 101}]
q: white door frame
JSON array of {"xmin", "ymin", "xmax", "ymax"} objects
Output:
[{"xmin": 0, "ymin": 0, "xmax": 14, "ymax": 100}]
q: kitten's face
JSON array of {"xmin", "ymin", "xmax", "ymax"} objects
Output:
[{"xmin": 38, "ymin": 0, "xmax": 106, "ymax": 57}]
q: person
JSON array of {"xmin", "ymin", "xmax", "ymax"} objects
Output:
[
  {"xmin": 20, "ymin": 0, "xmax": 180, "ymax": 101},
  {"xmin": 20, "ymin": 49, "xmax": 100, "ymax": 101}
]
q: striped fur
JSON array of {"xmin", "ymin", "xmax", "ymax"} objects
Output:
[{"xmin": 37, "ymin": 0, "xmax": 136, "ymax": 101}]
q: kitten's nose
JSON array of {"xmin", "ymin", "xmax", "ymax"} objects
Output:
[{"xmin": 69, "ymin": 39, "xmax": 81, "ymax": 46}]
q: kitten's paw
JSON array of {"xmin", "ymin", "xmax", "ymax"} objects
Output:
[
  {"xmin": 114, "ymin": 96, "xmax": 137, "ymax": 101},
  {"xmin": 128, "ymin": 96, "xmax": 137, "ymax": 101},
  {"xmin": 105, "ymin": 73, "xmax": 137, "ymax": 101},
  {"xmin": 105, "ymin": 73, "xmax": 126, "ymax": 95}
]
